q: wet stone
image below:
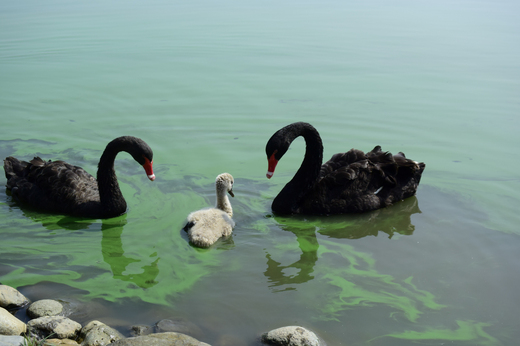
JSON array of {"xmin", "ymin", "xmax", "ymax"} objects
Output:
[
  {"xmin": 27, "ymin": 299, "xmax": 64, "ymax": 318},
  {"xmin": 0, "ymin": 307, "xmax": 26, "ymax": 336},
  {"xmin": 261, "ymin": 326, "xmax": 321, "ymax": 346},
  {"xmin": 0, "ymin": 335, "xmax": 25, "ymax": 346},
  {"xmin": 80, "ymin": 320, "xmax": 124, "ymax": 346},
  {"xmin": 107, "ymin": 332, "xmax": 210, "ymax": 346},
  {"xmin": 0, "ymin": 285, "xmax": 30, "ymax": 310},
  {"xmin": 27, "ymin": 316, "xmax": 81, "ymax": 340}
]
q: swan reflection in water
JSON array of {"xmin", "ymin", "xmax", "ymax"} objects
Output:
[
  {"xmin": 264, "ymin": 196, "xmax": 421, "ymax": 290},
  {"xmin": 100, "ymin": 218, "xmax": 160, "ymax": 289},
  {"xmin": 15, "ymin": 211, "xmax": 161, "ymax": 290}
]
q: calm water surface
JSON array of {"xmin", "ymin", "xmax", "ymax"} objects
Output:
[{"xmin": 1, "ymin": 1, "xmax": 520, "ymax": 345}]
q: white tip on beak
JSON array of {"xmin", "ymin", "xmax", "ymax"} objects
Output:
[
  {"xmin": 266, "ymin": 171, "xmax": 274, "ymax": 179},
  {"xmin": 148, "ymin": 174, "xmax": 156, "ymax": 181}
]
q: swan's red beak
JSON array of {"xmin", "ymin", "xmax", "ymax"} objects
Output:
[
  {"xmin": 266, "ymin": 152, "xmax": 278, "ymax": 179},
  {"xmin": 143, "ymin": 157, "xmax": 155, "ymax": 181}
]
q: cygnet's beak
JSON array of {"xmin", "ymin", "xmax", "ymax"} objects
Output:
[{"xmin": 228, "ymin": 189, "xmax": 234, "ymax": 198}]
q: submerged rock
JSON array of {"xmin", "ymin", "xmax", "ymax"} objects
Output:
[
  {"xmin": 27, "ymin": 315, "xmax": 81, "ymax": 339},
  {"xmin": 0, "ymin": 307, "xmax": 26, "ymax": 335},
  {"xmin": 0, "ymin": 285, "xmax": 30, "ymax": 310},
  {"xmin": 130, "ymin": 324, "xmax": 153, "ymax": 336},
  {"xmin": 80, "ymin": 320, "xmax": 124, "ymax": 346},
  {"xmin": 214, "ymin": 334, "xmax": 247, "ymax": 346},
  {"xmin": 261, "ymin": 326, "xmax": 321, "ymax": 346},
  {"xmin": 107, "ymin": 332, "xmax": 210, "ymax": 346},
  {"xmin": 154, "ymin": 318, "xmax": 203, "ymax": 338},
  {"xmin": 27, "ymin": 299, "xmax": 64, "ymax": 318}
]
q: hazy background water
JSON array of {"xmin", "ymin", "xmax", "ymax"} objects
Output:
[{"xmin": 1, "ymin": 0, "xmax": 519, "ymax": 345}]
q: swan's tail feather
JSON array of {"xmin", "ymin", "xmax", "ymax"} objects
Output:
[
  {"xmin": 4, "ymin": 156, "xmax": 48, "ymax": 181},
  {"xmin": 4, "ymin": 156, "xmax": 29, "ymax": 180},
  {"xmin": 29, "ymin": 157, "xmax": 47, "ymax": 167},
  {"xmin": 4, "ymin": 157, "xmax": 39, "ymax": 204},
  {"xmin": 4, "ymin": 157, "xmax": 38, "ymax": 195}
]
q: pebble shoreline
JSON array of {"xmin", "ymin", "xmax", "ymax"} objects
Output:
[{"xmin": 0, "ymin": 284, "xmax": 324, "ymax": 346}]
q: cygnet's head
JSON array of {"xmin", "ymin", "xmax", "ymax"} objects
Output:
[{"xmin": 216, "ymin": 173, "xmax": 234, "ymax": 197}]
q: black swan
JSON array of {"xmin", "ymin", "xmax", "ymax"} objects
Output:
[
  {"xmin": 265, "ymin": 122, "xmax": 425, "ymax": 215},
  {"xmin": 3, "ymin": 136, "xmax": 155, "ymax": 219},
  {"xmin": 184, "ymin": 173, "xmax": 235, "ymax": 248}
]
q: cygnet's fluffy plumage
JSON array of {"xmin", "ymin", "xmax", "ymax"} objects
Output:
[{"xmin": 185, "ymin": 173, "xmax": 235, "ymax": 248}]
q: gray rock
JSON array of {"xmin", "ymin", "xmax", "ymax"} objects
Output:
[
  {"xmin": 261, "ymin": 326, "xmax": 321, "ymax": 346},
  {"xmin": 154, "ymin": 319, "xmax": 202, "ymax": 338},
  {"xmin": 27, "ymin": 299, "xmax": 64, "ymax": 318},
  {"xmin": 107, "ymin": 332, "xmax": 210, "ymax": 346},
  {"xmin": 0, "ymin": 335, "xmax": 25, "ymax": 346},
  {"xmin": 0, "ymin": 285, "xmax": 29, "ymax": 310},
  {"xmin": 80, "ymin": 320, "xmax": 124, "ymax": 346},
  {"xmin": 0, "ymin": 307, "xmax": 26, "ymax": 336},
  {"xmin": 27, "ymin": 315, "xmax": 81, "ymax": 339}
]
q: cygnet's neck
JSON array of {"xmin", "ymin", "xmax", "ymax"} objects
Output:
[{"xmin": 216, "ymin": 188, "xmax": 233, "ymax": 217}]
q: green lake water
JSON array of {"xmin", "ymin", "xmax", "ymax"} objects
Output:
[{"xmin": 1, "ymin": 1, "xmax": 519, "ymax": 345}]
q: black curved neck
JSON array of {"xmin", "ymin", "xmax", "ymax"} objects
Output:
[
  {"xmin": 273, "ymin": 122, "xmax": 323, "ymax": 214},
  {"xmin": 97, "ymin": 140, "xmax": 127, "ymax": 217}
]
